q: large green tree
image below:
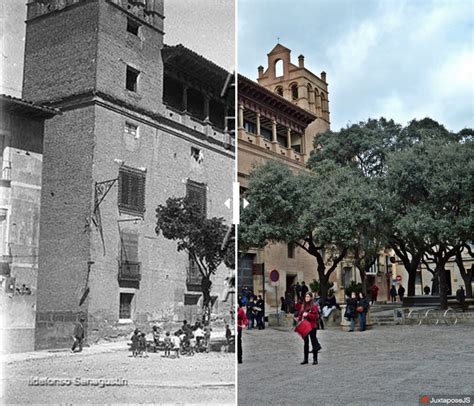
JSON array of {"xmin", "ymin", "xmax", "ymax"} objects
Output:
[
  {"xmin": 155, "ymin": 197, "xmax": 232, "ymax": 322},
  {"xmin": 239, "ymin": 160, "xmax": 384, "ymax": 297}
]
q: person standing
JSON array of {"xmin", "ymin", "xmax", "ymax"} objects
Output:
[
  {"xmin": 257, "ymin": 295, "xmax": 265, "ymax": 329},
  {"xmin": 297, "ymin": 292, "xmax": 322, "ymax": 365},
  {"xmin": 253, "ymin": 296, "xmax": 262, "ymax": 330},
  {"xmin": 370, "ymin": 284, "xmax": 379, "ymax": 304},
  {"xmin": 456, "ymin": 286, "xmax": 466, "ymax": 312},
  {"xmin": 295, "ymin": 282, "xmax": 302, "ymax": 301},
  {"xmin": 423, "ymin": 285, "xmax": 431, "ymax": 295},
  {"xmin": 301, "ymin": 281, "xmax": 309, "ymax": 299},
  {"xmin": 357, "ymin": 292, "xmax": 370, "ymax": 332},
  {"xmin": 345, "ymin": 292, "xmax": 358, "ymax": 332},
  {"xmin": 398, "ymin": 284, "xmax": 406, "ymax": 302},
  {"xmin": 237, "ymin": 301, "xmax": 248, "ymax": 364},
  {"xmin": 389, "ymin": 285, "xmax": 397, "ymax": 302},
  {"xmin": 71, "ymin": 317, "xmax": 85, "ymax": 353},
  {"xmin": 246, "ymin": 297, "xmax": 254, "ymax": 329}
]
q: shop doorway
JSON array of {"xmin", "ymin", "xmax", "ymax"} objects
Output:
[{"xmin": 286, "ymin": 274, "xmax": 297, "ymax": 300}]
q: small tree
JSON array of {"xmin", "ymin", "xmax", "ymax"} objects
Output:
[
  {"xmin": 155, "ymin": 197, "xmax": 232, "ymax": 323},
  {"xmin": 344, "ymin": 281, "xmax": 363, "ymax": 297},
  {"xmin": 309, "ymin": 279, "xmax": 334, "ymax": 295}
]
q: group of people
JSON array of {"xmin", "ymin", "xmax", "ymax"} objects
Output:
[
  {"xmin": 239, "ymin": 287, "xmax": 265, "ymax": 330},
  {"xmin": 389, "ymin": 284, "xmax": 406, "ymax": 302},
  {"xmin": 281, "ymin": 281, "xmax": 310, "ymax": 313},
  {"xmin": 344, "ymin": 292, "xmax": 370, "ymax": 332},
  {"xmin": 130, "ymin": 320, "xmax": 214, "ymax": 358}
]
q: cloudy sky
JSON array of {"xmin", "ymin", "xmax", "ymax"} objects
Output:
[
  {"xmin": 0, "ymin": 0, "xmax": 234, "ymax": 98},
  {"xmin": 238, "ymin": 0, "xmax": 474, "ymax": 132}
]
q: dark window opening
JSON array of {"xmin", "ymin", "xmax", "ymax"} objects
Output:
[
  {"xmin": 186, "ymin": 180, "xmax": 207, "ymax": 217},
  {"xmin": 187, "ymin": 88, "xmax": 205, "ymax": 121},
  {"xmin": 187, "ymin": 254, "xmax": 202, "ymax": 285},
  {"xmin": 127, "ymin": 18, "xmax": 140, "ymax": 36},
  {"xmin": 163, "ymin": 74, "xmax": 184, "ymax": 110},
  {"xmin": 275, "ymin": 86, "xmax": 283, "ymax": 96},
  {"xmin": 119, "ymin": 293, "xmax": 134, "ymax": 319},
  {"xmin": 244, "ymin": 120, "xmax": 257, "ymax": 134},
  {"xmin": 261, "ymin": 127, "xmax": 272, "ymax": 142},
  {"xmin": 288, "ymin": 242, "xmax": 295, "ymax": 258},
  {"xmin": 191, "ymin": 147, "xmax": 203, "ymax": 163},
  {"xmin": 118, "ymin": 166, "xmax": 146, "ymax": 215},
  {"xmin": 209, "ymin": 99, "xmax": 226, "ymax": 131},
  {"xmin": 291, "ymin": 84, "xmax": 298, "ymax": 100},
  {"xmin": 126, "ymin": 66, "xmax": 139, "ymax": 92}
]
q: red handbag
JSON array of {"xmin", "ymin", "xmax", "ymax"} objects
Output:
[{"xmin": 294, "ymin": 319, "xmax": 312, "ymax": 338}]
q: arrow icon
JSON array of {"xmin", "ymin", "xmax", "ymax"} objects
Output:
[
  {"xmin": 243, "ymin": 198, "xmax": 249, "ymax": 208},
  {"xmin": 224, "ymin": 198, "xmax": 231, "ymax": 209}
]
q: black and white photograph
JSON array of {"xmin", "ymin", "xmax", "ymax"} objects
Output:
[{"xmin": 0, "ymin": 0, "xmax": 236, "ymax": 404}]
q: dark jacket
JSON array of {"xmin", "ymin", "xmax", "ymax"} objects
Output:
[
  {"xmin": 357, "ymin": 297, "xmax": 370, "ymax": 313},
  {"xmin": 301, "ymin": 284, "xmax": 309, "ymax": 297},
  {"xmin": 73, "ymin": 322, "xmax": 85, "ymax": 338},
  {"xmin": 345, "ymin": 298, "xmax": 357, "ymax": 319},
  {"xmin": 398, "ymin": 286, "xmax": 405, "ymax": 297}
]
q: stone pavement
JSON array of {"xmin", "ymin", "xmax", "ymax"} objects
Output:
[{"xmin": 238, "ymin": 324, "xmax": 474, "ymax": 406}]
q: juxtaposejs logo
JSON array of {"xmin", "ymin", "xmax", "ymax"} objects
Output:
[{"xmin": 419, "ymin": 395, "xmax": 472, "ymax": 405}]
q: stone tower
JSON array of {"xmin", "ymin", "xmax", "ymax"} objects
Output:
[
  {"xmin": 22, "ymin": 0, "xmax": 166, "ymax": 349},
  {"xmin": 257, "ymin": 44, "xmax": 330, "ymax": 150}
]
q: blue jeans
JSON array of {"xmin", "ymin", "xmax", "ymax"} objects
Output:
[
  {"xmin": 358, "ymin": 312, "xmax": 366, "ymax": 331},
  {"xmin": 350, "ymin": 317, "xmax": 355, "ymax": 331}
]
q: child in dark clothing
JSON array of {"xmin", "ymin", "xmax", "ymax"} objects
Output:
[
  {"xmin": 130, "ymin": 329, "xmax": 140, "ymax": 357},
  {"xmin": 139, "ymin": 332, "xmax": 148, "ymax": 357}
]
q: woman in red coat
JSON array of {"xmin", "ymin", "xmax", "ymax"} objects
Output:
[
  {"xmin": 237, "ymin": 301, "xmax": 248, "ymax": 364},
  {"xmin": 297, "ymin": 292, "xmax": 322, "ymax": 365}
]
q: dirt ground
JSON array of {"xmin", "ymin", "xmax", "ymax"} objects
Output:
[{"xmin": 2, "ymin": 343, "xmax": 235, "ymax": 405}]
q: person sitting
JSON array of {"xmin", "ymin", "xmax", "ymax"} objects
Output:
[
  {"xmin": 225, "ymin": 324, "xmax": 232, "ymax": 345},
  {"xmin": 322, "ymin": 290, "xmax": 338, "ymax": 320}
]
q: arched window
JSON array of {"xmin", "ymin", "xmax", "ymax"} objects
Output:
[
  {"xmin": 274, "ymin": 59, "xmax": 283, "ymax": 77},
  {"xmin": 314, "ymin": 89, "xmax": 321, "ymax": 115},
  {"xmin": 275, "ymin": 86, "xmax": 283, "ymax": 96},
  {"xmin": 307, "ymin": 83, "xmax": 313, "ymax": 104},
  {"xmin": 291, "ymin": 83, "xmax": 298, "ymax": 100}
]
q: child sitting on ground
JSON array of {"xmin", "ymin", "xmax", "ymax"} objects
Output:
[{"xmin": 163, "ymin": 331, "xmax": 172, "ymax": 357}]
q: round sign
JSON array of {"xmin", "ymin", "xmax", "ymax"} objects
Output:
[
  {"xmin": 396, "ymin": 275, "xmax": 402, "ymax": 281},
  {"xmin": 270, "ymin": 269, "xmax": 280, "ymax": 282}
]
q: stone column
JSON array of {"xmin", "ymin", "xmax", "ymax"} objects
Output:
[
  {"xmin": 182, "ymin": 86, "xmax": 188, "ymax": 113},
  {"xmin": 272, "ymin": 120, "xmax": 277, "ymax": 143},
  {"xmin": 238, "ymin": 104, "xmax": 244, "ymax": 129},
  {"xmin": 203, "ymin": 95, "xmax": 210, "ymax": 123},
  {"xmin": 256, "ymin": 113, "xmax": 261, "ymax": 146}
]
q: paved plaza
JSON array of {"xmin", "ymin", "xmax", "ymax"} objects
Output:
[
  {"xmin": 1, "ymin": 341, "xmax": 235, "ymax": 405},
  {"xmin": 239, "ymin": 324, "xmax": 474, "ymax": 406}
]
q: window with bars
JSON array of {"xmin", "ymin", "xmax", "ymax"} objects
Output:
[
  {"xmin": 118, "ymin": 166, "xmax": 146, "ymax": 215},
  {"xmin": 119, "ymin": 293, "xmax": 134, "ymax": 319},
  {"xmin": 119, "ymin": 231, "xmax": 141, "ymax": 282},
  {"xmin": 186, "ymin": 180, "xmax": 207, "ymax": 217}
]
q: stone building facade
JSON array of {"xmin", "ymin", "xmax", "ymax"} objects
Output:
[
  {"xmin": 238, "ymin": 44, "xmax": 332, "ymax": 312},
  {"xmin": 0, "ymin": 95, "xmax": 57, "ymax": 352},
  {"xmin": 22, "ymin": 0, "xmax": 234, "ymax": 349}
]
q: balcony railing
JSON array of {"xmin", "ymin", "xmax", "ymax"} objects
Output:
[
  {"xmin": 118, "ymin": 261, "xmax": 141, "ymax": 282},
  {"xmin": 186, "ymin": 265, "xmax": 202, "ymax": 292}
]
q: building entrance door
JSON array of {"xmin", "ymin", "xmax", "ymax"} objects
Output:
[{"xmin": 286, "ymin": 274, "xmax": 297, "ymax": 300}]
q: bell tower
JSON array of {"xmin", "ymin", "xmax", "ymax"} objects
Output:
[{"xmin": 23, "ymin": 0, "xmax": 164, "ymax": 114}]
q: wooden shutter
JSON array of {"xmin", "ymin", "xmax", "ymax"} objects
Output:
[{"xmin": 186, "ymin": 180, "xmax": 207, "ymax": 217}]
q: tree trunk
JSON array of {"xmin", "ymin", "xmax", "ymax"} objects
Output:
[
  {"xmin": 461, "ymin": 271, "xmax": 473, "ymax": 298},
  {"xmin": 407, "ymin": 263, "xmax": 417, "ymax": 297},
  {"xmin": 201, "ymin": 276, "xmax": 212, "ymax": 324},
  {"xmin": 393, "ymin": 245, "xmax": 422, "ymax": 296},
  {"xmin": 317, "ymin": 267, "xmax": 330, "ymax": 298},
  {"xmin": 437, "ymin": 262, "xmax": 448, "ymax": 310}
]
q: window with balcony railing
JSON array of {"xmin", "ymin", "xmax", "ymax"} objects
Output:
[
  {"xmin": 187, "ymin": 255, "xmax": 202, "ymax": 286},
  {"xmin": 119, "ymin": 231, "xmax": 141, "ymax": 282}
]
